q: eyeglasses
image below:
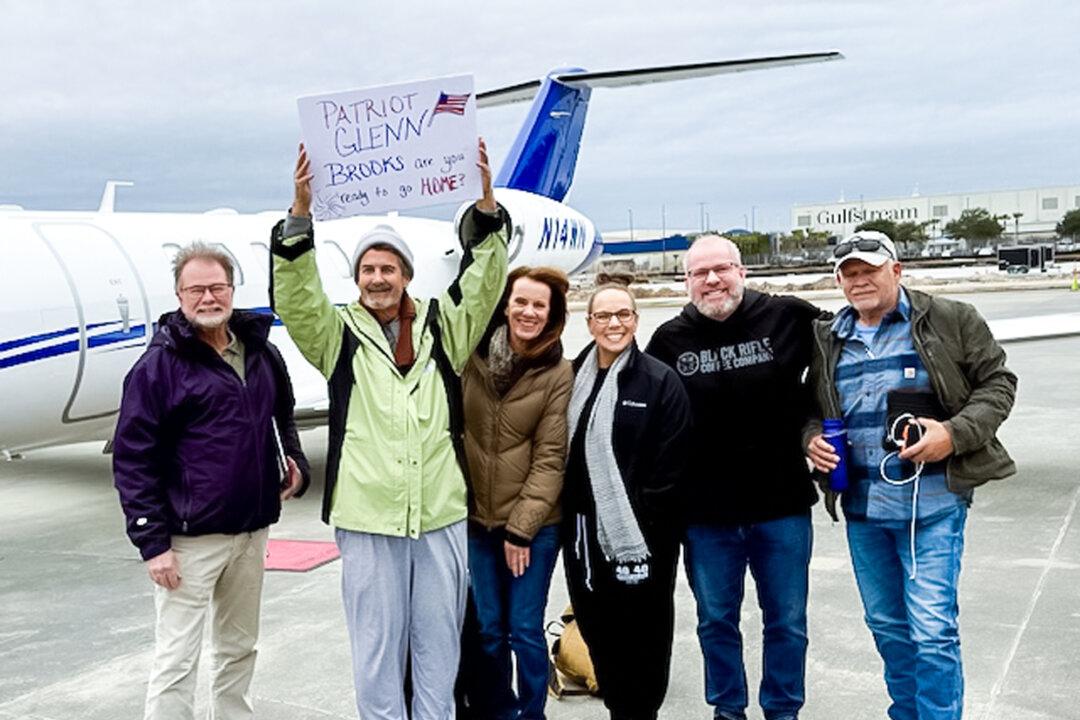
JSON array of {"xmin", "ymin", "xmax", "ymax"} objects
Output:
[
  {"xmin": 833, "ymin": 238, "xmax": 894, "ymax": 260},
  {"xmin": 686, "ymin": 263, "xmax": 741, "ymax": 280},
  {"xmin": 588, "ymin": 309, "xmax": 637, "ymax": 324},
  {"xmin": 179, "ymin": 283, "xmax": 233, "ymax": 299}
]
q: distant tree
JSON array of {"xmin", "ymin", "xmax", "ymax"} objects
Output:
[
  {"xmin": 778, "ymin": 230, "xmax": 803, "ymax": 253},
  {"xmin": 853, "ymin": 218, "xmax": 929, "ymax": 256},
  {"xmin": 731, "ymin": 232, "xmax": 771, "ymax": 261},
  {"xmin": 778, "ymin": 229, "xmax": 829, "ymax": 254},
  {"xmin": 854, "ymin": 218, "xmax": 897, "ymax": 239},
  {"xmin": 893, "ymin": 221, "xmax": 931, "ymax": 255},
  {"xmin": 943, "ymin": 208, "xmax": 1003, "ymax": 247},
  {"xmin": 1057, "ymin": 209, "xmax": 1080, "ymax": 240},
  {"xmin": 802, "ymin": 229, "xmax": 830, "ymax": 250}
]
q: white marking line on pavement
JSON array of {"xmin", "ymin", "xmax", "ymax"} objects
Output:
[{"xmin": 981, "ymin": 479, "xmax": 1080, "ymax": 720}]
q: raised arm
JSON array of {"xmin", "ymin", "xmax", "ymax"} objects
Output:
[
  {"xmin": 270, "ymin": 144, "xmax": 344, "ymax": 378},
  {"xmin": 436, "ymin": 138, "xmax": 510, "ymax": 371}
]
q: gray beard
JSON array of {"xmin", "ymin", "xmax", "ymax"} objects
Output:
[
  {"xmin": 190, "ymin": 308, "xmax": 232, "ymax": 330},
  {"xmin": 695, "ymin": 287, "xmax": 743, "ymax": 321},
  {"xmin": 361, "ymin": 287, "xmax": 399, "ymax": 312}
]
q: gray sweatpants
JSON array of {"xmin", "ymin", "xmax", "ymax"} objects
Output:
[{"xmin": 336, "ymin": 521, "xmax": 467, "ymax": 720}]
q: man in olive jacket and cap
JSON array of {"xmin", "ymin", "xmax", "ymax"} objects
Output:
[
  {"xmin": 272, "ymin": 140, "xmax": 508, "ymax": 720},
  {"xmin": 805, "ymin": 231, "xmax": 1016, "ymax": 720}
]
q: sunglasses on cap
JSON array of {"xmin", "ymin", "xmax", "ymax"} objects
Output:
[{"xmin": 832, "ymin": 237, "xmax": 895, "ymax": 260}]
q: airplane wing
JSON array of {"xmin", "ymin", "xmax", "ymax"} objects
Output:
[
  {"xmin": 478, "ymin": 52, "xmax": 844, "ymax": 108},
  {"xmin": 988, "ymin": 312, "xmax": 1080, "ymax": 343}
]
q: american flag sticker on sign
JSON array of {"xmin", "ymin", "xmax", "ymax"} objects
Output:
[{"xmin": 428, "ymin": 92, "xmax": 471, "ymax": 125}]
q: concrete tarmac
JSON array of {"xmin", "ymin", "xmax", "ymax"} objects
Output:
[{"xmin": 1, "ymin": 289, "xmax": 1078, "ymax": 719}]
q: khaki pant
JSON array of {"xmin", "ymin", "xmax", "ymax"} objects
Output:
[{"xmin": 144, "ymin": 528, "xmax": 269, "ymax": 720}]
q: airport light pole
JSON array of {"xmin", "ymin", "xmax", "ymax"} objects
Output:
[
  {"xmin": 1013, "ymin": 212, "xmax": 1023, "ymax": 243},
  {"xmin": 628, "ymin": 208, "xmax": 634, "ymax": 241},
  {"xmin": 661, "ymin": 204, "xmax": 668, "ymax": 273},
  {"xmin": 698, "ymin": 202, "xmax": 708, "ymax": 233}
]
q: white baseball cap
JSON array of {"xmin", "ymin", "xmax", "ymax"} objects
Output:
[{"xmin": 832, "ymin": 231, "xmax": 897, "ymax": 270}]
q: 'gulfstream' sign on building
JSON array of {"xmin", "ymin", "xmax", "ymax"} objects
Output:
[
  {"xmin": 815, "ymin": 206, "xmax": 920, "ymax": 225},
  {"xmin": 793, "ymin": 183, "xmax": 1080, "ymax": 239}
]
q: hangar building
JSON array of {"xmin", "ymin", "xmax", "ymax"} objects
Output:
[{"xmin": 791, "ymin": 183, "xmax": 1079, "ymax": 241}]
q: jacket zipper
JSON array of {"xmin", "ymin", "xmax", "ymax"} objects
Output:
[
  {"xmin": 910, "ymin": 313, "xmax": 950, "ymax": 408},
  {"xmin": 487, "ymin": 395, "xmax": 500, "ymax": 523},
  {"xmin": 575, "ymin": 514, "xmax": 593, "ymax": 592},
  {"xmin": 217, "ymin": 349, "xmax": 265, "ymax": 522},
  {"xmin": 348, "ymin": 309, "xmax": 412, "ymax": 376},
  {"xmin": 909, "ymin": 305, "xmax": 961, "ymax": 492}
]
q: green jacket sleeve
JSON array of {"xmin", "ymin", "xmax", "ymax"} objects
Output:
[
  {"xmin": 436, "ymin": 204, "xmax": 510, "ymax": 372},
  {"xmin": 944, "ymin": 304, "xmax": 1017, "ymax": 456},
  {"xmin": 270, "ymin": 216, "xmax": 344, "ymax": 379}
]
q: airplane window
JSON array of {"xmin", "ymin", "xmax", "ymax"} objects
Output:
[
  {"xmin": 211, "ymin": 244, "xmax": 245, "ymax": 286},
  {"xmin": 320, "ymin": 241, "xmax": 353, "ymax": 278},
  {"xmin": 250, "ymin": 242, "xmax": 270, "ymax": 279},
  {"xmin": 161, "ymin": 243, "xmax": 181, "ymax": 265}
]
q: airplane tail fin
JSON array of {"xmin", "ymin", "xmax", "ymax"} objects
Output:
[
  {"xmin": 488, "ymin": 69, "xmax": 590, "ymax": 203},
  {"xmin": 479, "ymin": 52, "xmax": 844, "ymax": 202}
]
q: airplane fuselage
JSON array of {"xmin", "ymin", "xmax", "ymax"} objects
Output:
[{"xmin": 0, "ymin": 189, "xmax": 600, "ymax": 455}]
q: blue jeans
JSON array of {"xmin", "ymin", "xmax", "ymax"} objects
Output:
[
  {"xmin": 684, "ymin": 513, "xmax": 812, "ymax": 720},
  {"xmin": 468, "ymin": 524, "xmax": 561, "ymax": 720},
  {"xmin": 846, "ymin": 505, "xmax": 967, "ymax": 720}
]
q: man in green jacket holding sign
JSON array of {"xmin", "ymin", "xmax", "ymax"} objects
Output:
[{"xmin": 272, "ymin": 139, "xmax": 508, "ymax": 720}]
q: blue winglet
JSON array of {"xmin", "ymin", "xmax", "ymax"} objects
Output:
[{"xmin": 494, "ymin": 69, "xmax": 591, "ymax": 202}]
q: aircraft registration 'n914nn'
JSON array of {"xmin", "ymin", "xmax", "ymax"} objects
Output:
[{"xmin": 0, "ymin": 52, "xmax": 846, "ymax": 457}]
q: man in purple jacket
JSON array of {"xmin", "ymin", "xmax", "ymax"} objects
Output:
[{"xmin": 113, "ymin": 242, "xmax": 310, "ymax": 720}]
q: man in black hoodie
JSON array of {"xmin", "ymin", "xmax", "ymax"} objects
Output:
[{"xmin": 646, "ymin": 235, "xmax": 823, "ymax": 720}]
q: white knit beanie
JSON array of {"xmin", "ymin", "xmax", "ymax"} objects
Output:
[{"xmin": 351, "ymin": 224, "xmax": 415, "ymax": 280}]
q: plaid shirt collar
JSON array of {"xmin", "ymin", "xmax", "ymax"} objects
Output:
[{"xmin": 831, "ymin": 287, "xmax": 910, "ymax": 340}]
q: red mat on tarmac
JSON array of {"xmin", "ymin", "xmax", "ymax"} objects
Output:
[{"xmin": 264, "ymin": 539, "xmax": 340, "ymax": 572}]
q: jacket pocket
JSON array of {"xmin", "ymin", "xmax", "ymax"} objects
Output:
[
  {"xmin": 948, "ymin": 439, "xmax": 1016, "ymax": 490},
  {"xmin": 178, "ymin": 470, "xmax": 194, "ymax": 533}
]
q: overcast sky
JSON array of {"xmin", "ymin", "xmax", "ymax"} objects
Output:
[{"xmin": 2, "ymin": 0, "xmax": 1078, "ymax": 233}]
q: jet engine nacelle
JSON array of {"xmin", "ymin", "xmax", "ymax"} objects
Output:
[{"xmin": 456, "ymin": 188, "xmax": 603, "ymax": 276}]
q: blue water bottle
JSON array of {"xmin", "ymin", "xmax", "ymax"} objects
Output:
[{"xmin": 821, "ymin": 418, "xmax": 849, "ymax": 492}]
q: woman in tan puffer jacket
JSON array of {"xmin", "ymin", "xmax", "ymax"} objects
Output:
[{"xmin": 461, "ymin": 265, "xmax": 572, "ymax": 720}]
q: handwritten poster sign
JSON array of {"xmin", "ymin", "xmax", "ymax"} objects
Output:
[{"xmin": 297, "ymin": 74, "xmax": 480, "ymax": 220}]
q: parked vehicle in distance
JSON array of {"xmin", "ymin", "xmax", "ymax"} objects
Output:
[{"xmin": 997, "ymin": 244, "xmax": 1054, "ymax": 273}]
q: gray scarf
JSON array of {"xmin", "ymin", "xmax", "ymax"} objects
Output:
[
  {"xmin": 486, "ymin": 325, "xmax": 518, "ymax": 395},
  {"xmin": 567, "ymin": 345, "xmax": 650, "ymax": 565}
]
